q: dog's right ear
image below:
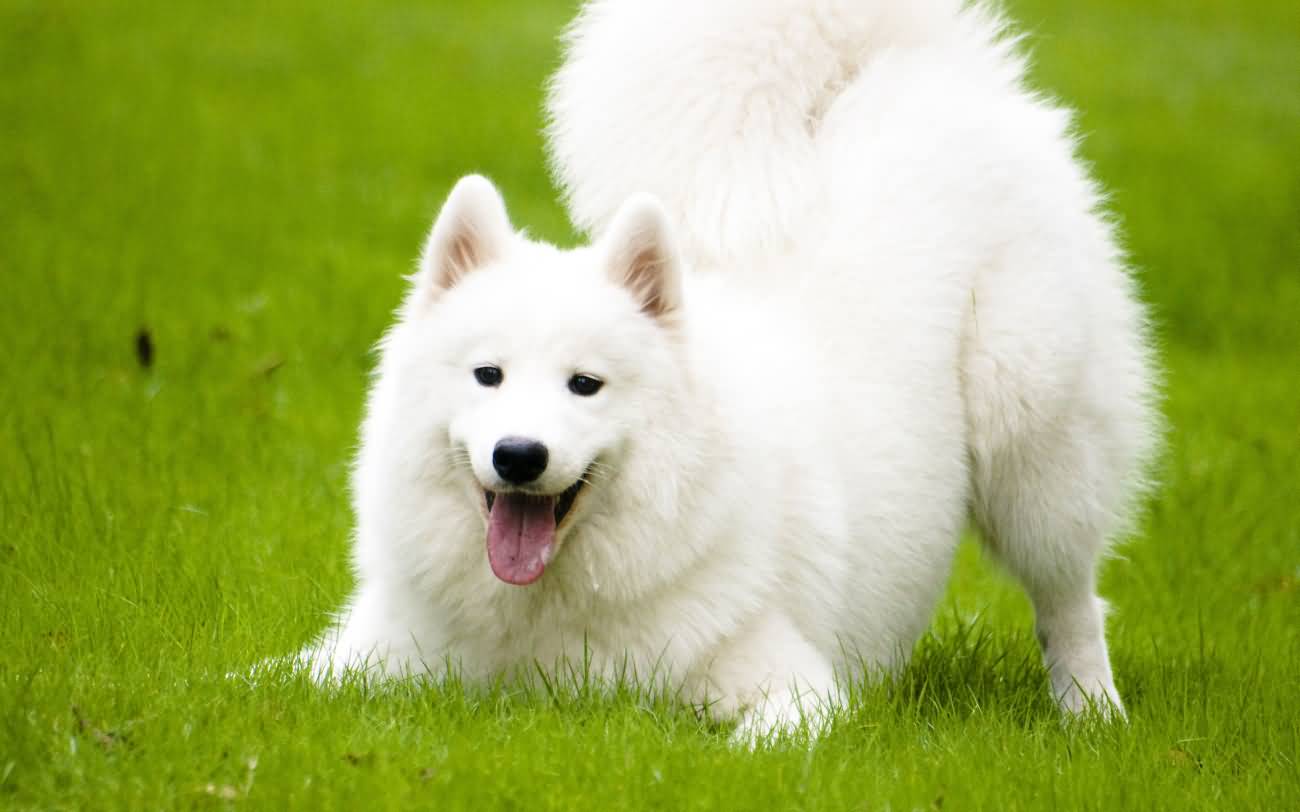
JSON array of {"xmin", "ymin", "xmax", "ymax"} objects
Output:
[{"xmin": 415, "ymin": 175, "xmax": 513, "ymax": 300}]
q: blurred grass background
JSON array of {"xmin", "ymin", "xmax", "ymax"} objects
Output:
[{"xmin": 1, "ymin": 0, "xmax": 1297, "ymax": 808}]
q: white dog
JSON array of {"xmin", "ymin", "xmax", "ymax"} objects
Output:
[{"xmin": 300, "ymin": 0, "xmax": 1159, "ymax": 739}]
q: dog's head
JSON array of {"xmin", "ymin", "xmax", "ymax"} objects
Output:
[{"xmin": 381, "ymin": 175, "xmax": 686, "ymax": 586}]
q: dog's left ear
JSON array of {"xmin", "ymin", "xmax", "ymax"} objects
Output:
[
  {"xmin": 416, "ymin": 175, "xmax": 513, "ymax": 299},
  {"xmin": 602, "ymin": 195, "xmax": 683, "ymax": 323}
]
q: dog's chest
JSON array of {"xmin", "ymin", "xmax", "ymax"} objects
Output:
[{"xmin": 447, "ymin": 581, "xmax": 677, "ymax": 680}]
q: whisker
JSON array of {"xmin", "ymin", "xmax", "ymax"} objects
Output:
[{"xmin": 442, "ymin": 447, "xmax": 474, "ymax": 471}]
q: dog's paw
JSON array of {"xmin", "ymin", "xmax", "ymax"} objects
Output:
[
  {"xmin": 1053, "ymin": 674, "xmax": 1127, "ymax": 721},
  {"xmin": 228, "ymin": 644, "xmax": 371, "ymax": 688},
  {"xmin": 729, "ymin": 689, "xmax": 829, "ymax": 748}
]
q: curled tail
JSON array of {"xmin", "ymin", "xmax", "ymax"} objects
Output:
[{"xmin": 545, "ymin": 0, "xmax": 1020, "ymax": 267}]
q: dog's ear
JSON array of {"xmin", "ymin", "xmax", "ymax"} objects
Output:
[
  {"xmin": 602, "ymin": 195, "xmax": 682, "ymax": 323},
  {"xmin": 417, "ymin": 175, "xmax": 512, "ymax": 298}
]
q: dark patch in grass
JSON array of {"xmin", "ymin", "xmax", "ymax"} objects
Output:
[
  {"xmin": 133, "ymin": 328, "xmax": 154, "ymax": 369},
  {"xmin": 253, "ymin": 355, "xmax": 285, "ymax": 378}
]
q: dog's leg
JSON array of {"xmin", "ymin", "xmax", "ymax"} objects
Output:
[
  {"xmin": 694, "ymin": 611, "xmax": 838, "ymax": 744},
  {"xmin": 966, "ymin": 408, "xmax": 1133, "ymax": 716},
  {"xmin": 974, "ymin": 499, "xmax": 1126, "ymax": 715},
  {"xmin": 961, "ymin": 251, "xmax": 1156, "ymax": 717},
  {"xmin": 299, "ymin": 582, "xmax": 447, "ymax": 683}
]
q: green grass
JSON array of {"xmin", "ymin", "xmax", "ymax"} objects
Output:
[{"xmin": 2, "ymin": 0, "xmax": 1297, "ymax": 807}]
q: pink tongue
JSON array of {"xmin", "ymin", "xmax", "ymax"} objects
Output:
[{"xmin": 486, "ymin": 494, "xmax": 557, "ymax": 585}]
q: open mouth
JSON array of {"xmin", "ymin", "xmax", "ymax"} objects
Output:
[
  {"xmin": 482, "ymin": 475, "xmax": 588, "ymax": 587},
  {"xmin": 484, "ymin": 477, "xmax": 585, "ymax": 526}
]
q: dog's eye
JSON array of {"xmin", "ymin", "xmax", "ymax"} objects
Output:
[
  {"xmin": 473, "ymin": 365, "xmax": 503, "ymax": 387},
  {"xmin": 568, "ymin": 374, "xmax": 604, "ymax": 396}
]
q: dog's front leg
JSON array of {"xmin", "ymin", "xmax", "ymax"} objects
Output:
[
  {"xmin": 693, "ymin": 610, "xmax": 838, "ymax": 744},
  {"xmin": 298, "ymin": 581, "xmax": 450, "ymax": 682}
]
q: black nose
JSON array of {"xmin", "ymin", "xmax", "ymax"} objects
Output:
[{"xmin": 492, "ymin": 437, "xmax": 549, "ymax": 484}]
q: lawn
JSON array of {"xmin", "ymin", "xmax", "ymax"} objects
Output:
[{"xmin": 1, "ymin": 0, "xmax": 1297, "ymax": 808}]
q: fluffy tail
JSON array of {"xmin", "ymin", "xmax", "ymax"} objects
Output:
[{"xmin": 545, "ymin": 0, "xmax": 1019, "ymax": 267}]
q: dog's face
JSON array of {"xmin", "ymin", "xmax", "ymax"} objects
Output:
[{"xmin": 385, "ymin": 176, "xmax": 684, "ymax": 586}]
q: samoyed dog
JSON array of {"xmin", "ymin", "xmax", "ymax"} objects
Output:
[{"xmin": 299, "ymin": 0, "xmax": 1158, "ymax": 738}]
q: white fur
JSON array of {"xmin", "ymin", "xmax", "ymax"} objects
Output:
[{"xmin": 301, "ymin": 0, "xmax": 1160, "ymax": 737}]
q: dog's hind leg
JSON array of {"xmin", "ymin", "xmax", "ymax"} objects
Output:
[{"xmin": 960, "ymin": 241, "xmax": 1157, "ymax": 717}]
